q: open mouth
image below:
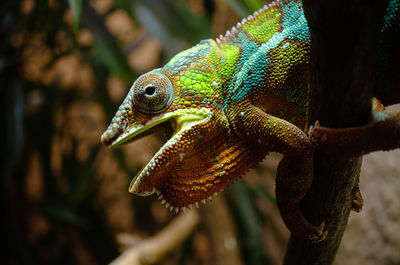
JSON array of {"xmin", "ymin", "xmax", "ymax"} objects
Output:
[
  {"xmin": 101, "ymin": 108, "xmax": 212, "ymax": 196},
  {"xmin": 102, "ymin": 106, "xmax": 263, "ymax": 213}
]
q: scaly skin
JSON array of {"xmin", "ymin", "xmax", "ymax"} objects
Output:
[{"xmin": 101, "ymin": 0, "xmax": 400, "ymax": 242}]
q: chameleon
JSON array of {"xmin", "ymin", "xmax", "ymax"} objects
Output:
[{"xmin": 101, "ymin": 0, "xmax": 400, "ymax": 242}]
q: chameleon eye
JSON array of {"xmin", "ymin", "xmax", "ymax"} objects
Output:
[{"xmin": 132, "ymin": 72, "xmax": 174, "ymax": 113}]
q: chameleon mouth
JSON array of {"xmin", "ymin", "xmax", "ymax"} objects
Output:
[
  {"xmin": 103, "ymin": 107, "xmax": 266, "ymax": 213},
  {"xmin": 102, "ymin": 108, "xmax": 212, "ymax": 197},
  {"xmin": 129, "ymin": 110, "xmax": 212, "ymax": 195},
  {"xmin": 102, "ymin": 108, "xmax": 210, "ymax": 149}
]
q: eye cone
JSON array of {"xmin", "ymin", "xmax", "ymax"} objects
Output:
[{"xmin": 133, "ymin": 72, "xmax": 174, "ymax": 113}]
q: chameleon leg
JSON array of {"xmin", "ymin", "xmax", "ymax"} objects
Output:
[
  {"xmin": 231, "ymin": 104, "xmax": 326, "ymax": 242},
  {"xmin": 310, "ymin": 98, "xmax": 400, "ymax": 157}
]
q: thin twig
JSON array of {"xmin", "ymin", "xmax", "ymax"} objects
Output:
[{"xmin": 110, "ymin": 209, "xmax": 200, "ymax": 265}]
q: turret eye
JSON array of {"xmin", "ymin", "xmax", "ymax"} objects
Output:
[{"xmin": 132, "ymin": 72, "xmax": 174, "ymax": 113}]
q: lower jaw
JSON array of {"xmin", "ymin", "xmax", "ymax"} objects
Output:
[{"xmin": 128, "ymin": 113, "xmax": 210, "ymax": 195}]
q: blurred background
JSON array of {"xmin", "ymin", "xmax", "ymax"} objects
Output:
[{"xmin": 1, "ymin": 0, "xmax": 399, "ymax": 265}]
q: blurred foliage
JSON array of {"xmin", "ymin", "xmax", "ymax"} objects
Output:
[
  {"xmin": 68, "ymin": 0, "xmax": 82, "ymax": 32},
  {"xmin": 1, "ymin": 0, "xmax": 289, "ymax": 265}
]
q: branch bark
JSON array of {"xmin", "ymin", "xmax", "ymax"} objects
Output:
[
  {"xmin": 110, "ymin": 210, "xmax": 200, "ymax": 265},
  {"xmin": 284, "ymin": 0, "xmax": 389, "ymax": 264}
]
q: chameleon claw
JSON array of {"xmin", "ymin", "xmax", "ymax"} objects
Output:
[
  {"xmin": 352, "ymin": 200, "xmax": 363, "ymax": 212},
  {"xmin": 308, "ymin": 125, "xmax": 314, "ymax": 135},
  {"xmin": 308, "ymin": 221, "xmax": 327, "ymax": 243},
  {"xmin": 351, "ymin": 189, "xmax": 363, "ymax": 212},
  {"xmin": 308, "ymin": 120, "xmax": 320, "ymax": 136}
]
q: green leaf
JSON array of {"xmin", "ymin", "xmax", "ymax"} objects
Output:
[
  {"xmin": 137, "ymin": 0, "xmax": 211, "ymax": 48},
  {"xmin": 80, "ymin": 1, "xmax": 137, "ymax": 83},
  {"xmin": 218, "ymin": 0, "xmax": 250, "ymax": 17},
  {"xmin": 244, "ymin": 0, "xmax": 264, "ymax": 11},
  {"xmin": 68, "ymin": 0, "xmax": 82, "ymax": 32},
  {"xmin": 114, "ymin": 0, "xmax": 138, "ymax": 23},
  {"xmin": 249, "ymin": 185, "xmax": 277, "ymax": 208},
  {"xmin": 228, "ymin": 180, "xmax": 269, "ymax": 265},
  {"xmin": 43, "ymin": 201, "xmax": 89, "ymax": 228},
  {"xmin": 93, "ymin": 39, "xmax": 137, "ymax": 83},
  {"xmin": 218, "ymin": 0, "xmax": 266, "ymax": 16}
]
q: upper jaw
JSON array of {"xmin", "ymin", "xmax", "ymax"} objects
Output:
[
  {"xmin": 101, "ymin": 108, "xmax": 211, "ymax": 150},
  {"xmin": 101, "ymin": 124, "xmax": 142, "ymax": 149},
  {"xmin": 101, "ymin": 107, "xmax": 213, "ymax": 194},
  {"xmin": 102, "ymin": 114, "xmax": 166, "ymax": 150},
  {"xmin": 101, "ymin": 86, "xmax": 135, "ymax": 147}
]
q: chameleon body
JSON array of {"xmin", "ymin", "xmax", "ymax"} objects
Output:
[{"xmin": 101, "ymin": 0, "xmax": 400, "ymax": 242}]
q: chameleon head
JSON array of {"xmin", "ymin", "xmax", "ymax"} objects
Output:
[{"xmin": 101, "ymin": 39, "xmax": 265, "ymax": 211}]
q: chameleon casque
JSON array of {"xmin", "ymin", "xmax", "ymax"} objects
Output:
[{"xmin": 101, "ymin": 0, "xmax": 400, "ymax": 242}]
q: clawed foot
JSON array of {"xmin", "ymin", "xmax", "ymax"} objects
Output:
[
  {"xmin": 309, "ymin": 119, "xmax": 367, "ymax": 157},
  {"xmin": 351, "ymin": 189, "xmax": 364, "ymax": 212},
  {"xmin": 308, "ymin": 120, "xmax": 334, "ymax": 154},
  {"xmin": 308, "ymin": 120, "xmax": 320, "ymax": 136},
  {"xmin": 308, "ymin": 120, "xmax": 328, "ymax": 147},
  {"xmin": 308, "ymin": 222, "xmax": 328, "ymax": 243}
]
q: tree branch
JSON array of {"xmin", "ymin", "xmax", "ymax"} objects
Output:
[{"xmin": 110, "ymin": 209, "xmax": 200, "ymax": 265}]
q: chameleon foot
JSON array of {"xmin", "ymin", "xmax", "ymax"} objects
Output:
[
  {"xmin": 308, "ymin": 222, "xmax": 328, "ymax": 243},
  {"xmin": 351, "ymin": 189, "xmax": 363, "ymax": 212}
]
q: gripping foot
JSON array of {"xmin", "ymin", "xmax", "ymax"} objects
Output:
[{"xmin": 351, "ymin": 188, "xmax": 364, "ymax": 212}]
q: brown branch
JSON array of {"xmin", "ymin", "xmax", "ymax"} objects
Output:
[
  {"xmin": 110, "ymin": 209, "xmax": 200, "ymax": 265},
  {"xmin": 284, "ymin": 0, "xmax": 390, "ymax": 264}
]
